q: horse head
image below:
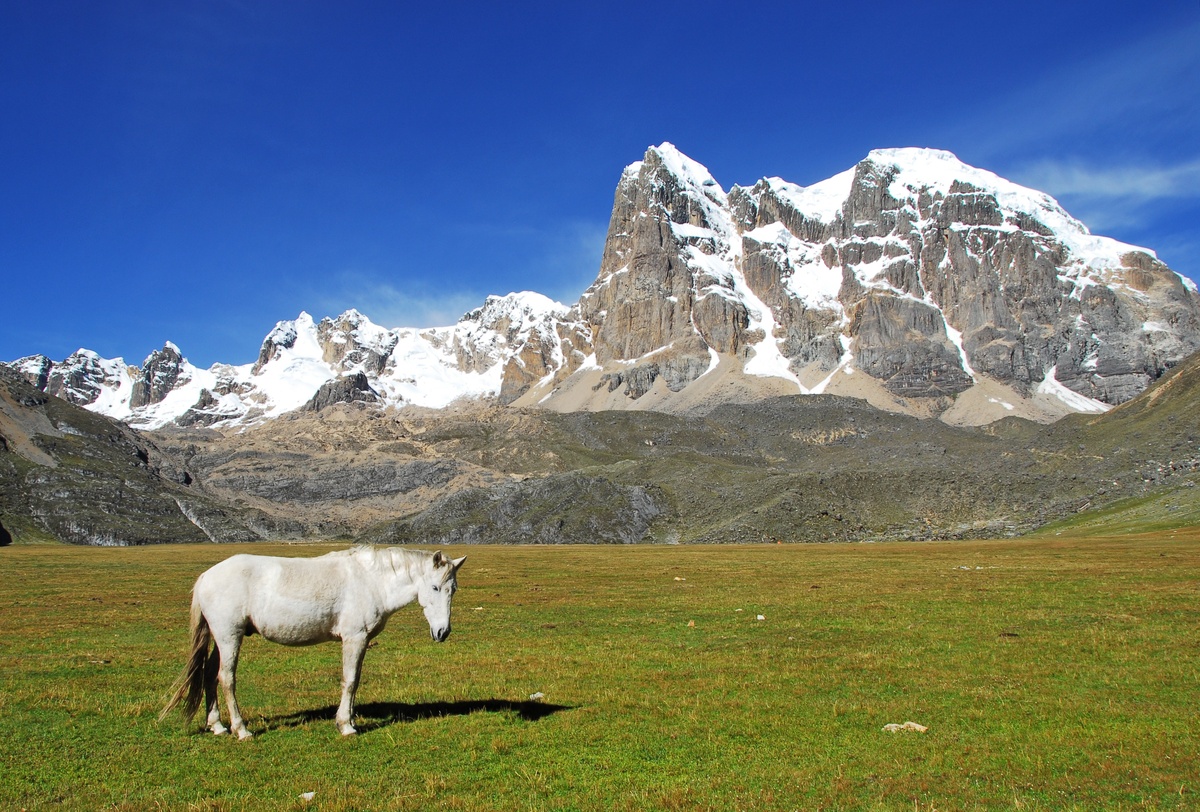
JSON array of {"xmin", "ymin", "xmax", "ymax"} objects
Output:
[{"xmin": 417, "ymin": 550, "xmax": 466, "ymax": 642}]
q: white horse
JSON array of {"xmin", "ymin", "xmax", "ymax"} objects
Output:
[{"xmin": 160, "ymin": 546, "xmax": 465, "ymax": 739}]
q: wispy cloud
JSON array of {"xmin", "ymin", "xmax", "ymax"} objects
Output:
[
  {"xmin": 1010, "ymin": 157, "xmax": 1200, "ymax": 233},
  {"xmin": 312, "ymin": 272, "xmax": 487, "ymax": 329},
  {"xmin": 936, "ymin": 10, "xmax": 1200, "ymax": 268},
  {"xmin": 1017, "ymin": 159, "xmax": 1200, "ymax": 203},
  {"xmin": 523, "ymin": 219, "xmax": 608, "ymax": 303}
]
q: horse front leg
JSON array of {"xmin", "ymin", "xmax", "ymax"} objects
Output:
[{"xmin": 336, "ymin": 636, "xmax": 368, "ymax": 736}]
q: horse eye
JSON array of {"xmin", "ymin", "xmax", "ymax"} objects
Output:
[{"xmin": 431, "ymin": 585, "xmax": 440, "ymax": 592}]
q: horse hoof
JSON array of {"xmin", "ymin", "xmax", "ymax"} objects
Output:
[
  {"xmin": 237, "ymin": 729, "xmax": 254, "ymax": 741},
  {"xmin": 339, "ymin": 725, "xmax": 358, "ymax": 737},
  {"xmin": 211, "ymin": 724, "xmax": 229, "ymax": 736}
]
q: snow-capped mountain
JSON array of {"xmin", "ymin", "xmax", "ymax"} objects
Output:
[
  {"xmin": 9, "ymin": 292, "xmax": 581, "ymax": 429},
  {"xmin": 8, "ymin": 144, "xmax": 1200, "ymax": 428},
  {"xmin": 522, "ymin": 143, "xmax": 1200, "ymax": 424}
]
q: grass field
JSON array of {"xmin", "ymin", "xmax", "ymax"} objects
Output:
[{"xmin": 2, "ymin": 534, "xmax": 1198, "ymax": 811}]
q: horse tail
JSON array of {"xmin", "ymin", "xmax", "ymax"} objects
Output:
[{"xmin": 159, "ymin": 591, "xmax": 211, "ymax": 724}]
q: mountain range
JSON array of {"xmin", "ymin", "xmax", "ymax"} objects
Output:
[
  {"xmin": 9, "ymin": 144, "xmax": 1200, "ymax": 428},
  {"xmin": 5, "ymin": 144, "xmax": 1200, "ymax": 547}
]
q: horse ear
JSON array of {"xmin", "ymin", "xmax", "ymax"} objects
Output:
[
  {"xmin": 451, "ymin": 555, "xmax": 466, "ymax": 573},
  {"xmin": 432, "ymin": 550, "xmax": 448, "ymax": 568}
]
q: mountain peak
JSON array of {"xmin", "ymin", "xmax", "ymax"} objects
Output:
[
  {"xmin": 329, "ymin": 308, "xmax": 368, "ymax": 324},
  {"xmin": 865, "ymin": 146, "xmax": 964, "ymax": 166},
  {"xmin": 467, "ymin": 291, "xmax": 567, "ymax": 321},
  {"xmin": 644, "ymin": 142, "xmax": 726, "ymax": 199},
  {"xmin": 756, "ymin": 170, "xmax": 857, "ymax": 224}
]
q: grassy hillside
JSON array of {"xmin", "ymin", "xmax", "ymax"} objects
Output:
[{"xmin": 1027, "ymin": 352, "xmax": 1200, "ymax": 535}]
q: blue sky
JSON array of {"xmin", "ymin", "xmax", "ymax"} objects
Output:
[{"xmin": 2, "ymin": 1, "xmax": 1198, "ymax": 368}]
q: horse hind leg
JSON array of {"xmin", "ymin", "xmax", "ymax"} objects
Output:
[
  {"xmin": 213, "ymin": 631, "xmax": 253, "ymax": 740},
  {"xmin": 203, "ymin": 641, "xmax": 227, "ymax": 735}
]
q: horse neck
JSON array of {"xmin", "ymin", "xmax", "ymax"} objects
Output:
[{"xmin": 374, "ymin": 548, "xmax": 427, "ymax": 611}]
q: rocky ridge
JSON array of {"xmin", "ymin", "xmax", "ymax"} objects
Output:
[
  {"xmin": 9, "ymin": 292, "xmax": 582, "ymax": 430},
  {"xmin": 8, "ymin": 145, "xmax": 1200, "ymax": 428}
]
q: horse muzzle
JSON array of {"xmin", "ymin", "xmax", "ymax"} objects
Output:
[{"xmin": 431, "ymin": 625, "xmax": 451, "ymax": 643}]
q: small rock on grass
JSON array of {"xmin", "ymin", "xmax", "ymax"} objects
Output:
[{"xmin": 882, "ymin": 721, "xmax": 928, "ymax": 733}]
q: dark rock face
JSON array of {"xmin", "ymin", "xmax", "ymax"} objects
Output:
[
  {"xmin": 599, "ymin": 363, "xmax": 662, "ymax": 399},
  {"xmin": 41, "ymin": 351, "xmax": 120, "ymax": 407},
  {"xmin": 130, "ymin": 345, "xmax": 186, "ymax": 409},
  {"xmin": 12, "ymin": 355, "xmax": 52, "ymax": 391},
  {"xmin": 176, "ymin": 389, "xmax": 225, "ymax": 428},
  {"xmin": 850, "ymin": 292, "xmax": 974, "ymax": 397},
  {"xmin": 578, "ymin": 149, "xmax": 733, "ymax": 390},
  {"xmin": 304, "ymin": 373, "xmax": 379, "ymax": 412},
  {"xmin": 253, "ymin": 320, "xmax": 299, "ymax": 374},
  {"xmin": 498, "ymin": 323, "xmax": 573, "ymax": 404}
]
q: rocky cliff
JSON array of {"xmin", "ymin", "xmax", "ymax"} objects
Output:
[{"xmin": 521, "ymin": 145, "xmax": 1200, "ymax": 424}]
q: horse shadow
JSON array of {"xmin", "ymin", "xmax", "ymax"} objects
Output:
[{"xmin": 266, "ymin": 698, "xmax": 572, "ymax": 733}]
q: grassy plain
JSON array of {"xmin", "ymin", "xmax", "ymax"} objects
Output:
[{"xmin": 2, "ymin": 534, "xmax": 1198, "ymax": 811}]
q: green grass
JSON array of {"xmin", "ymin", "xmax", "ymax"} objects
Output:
[
  {"xmin": 2, "ymin": 535, "xmax": 1199, "ymax": 810},
  {"xmin": 1032, "ymin": 481, "xmax": 1200, "ymax": 538}
]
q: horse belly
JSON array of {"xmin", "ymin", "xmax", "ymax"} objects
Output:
[{"xmin": 251, "ymin": 602, "xmax": 340, "ymax": 646}]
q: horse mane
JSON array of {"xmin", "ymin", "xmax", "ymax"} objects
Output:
[{"xmin": 346, "ymin": 544, "xmax": 433, "ymax": 574}]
